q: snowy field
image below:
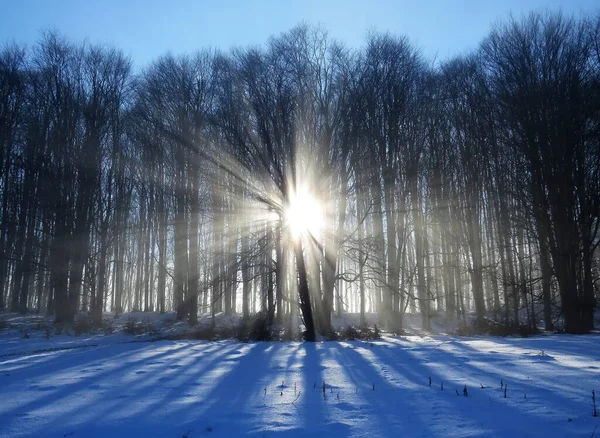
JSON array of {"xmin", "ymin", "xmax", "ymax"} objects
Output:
[{"xmin": 1, "ymin": 316, "xmax": 600, "ymax": 437}]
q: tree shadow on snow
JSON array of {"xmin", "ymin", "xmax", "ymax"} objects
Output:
[{"xmin": 1, "ymin": 336, "xmax": 597, "ymax": 437}]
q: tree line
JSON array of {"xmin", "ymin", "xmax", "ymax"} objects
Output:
[{"xmin": 0, "ymin": 11, "xmax": 599, "ymax": 339}]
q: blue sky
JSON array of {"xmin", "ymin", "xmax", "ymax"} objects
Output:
[{"xmin": 0, "ymin": 0, "xmax": 597, "ymax": 69}]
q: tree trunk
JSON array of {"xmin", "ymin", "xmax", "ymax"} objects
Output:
[{"xmin": 295, "ymin": 239, "xmax": 315, "ymax": 341}]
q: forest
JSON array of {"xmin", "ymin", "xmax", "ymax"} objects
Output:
[{"xmin": 0, "ymin": 11, "xmax": 599, "ymax": 340}]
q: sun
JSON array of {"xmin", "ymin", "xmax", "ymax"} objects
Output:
[{"xmin": 284, "ymin": 190, "xmax": 324, "ymax": 240}]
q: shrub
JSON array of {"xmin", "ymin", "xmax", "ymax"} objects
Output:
[
  {"xmin": 74, "ymin": 316, "xmax": 94, "ymax": 336},
  {"xmin": 387, "ymin": 325, "xmax": 406, "ymax": 336},
  {"xmin": 140, "ymin": 318, "xmax": 159, "ymax": 336},
  {"xmin": 121, "ymin": 316, "xmax": 160, "ymax": 336},
  {"xmin": 169, "ymin": 313, "xmax": 278, "ymax": 342},
  {"xmin": 236, "ymin": 312, "xmax": 274, "ymax": 342},
  {"xmin": 280, "ymin": 325, "xmax": 302, "ymax": 341},
  {"xmin": 337, "ymin": 325, "xmax": 381, "ymax": 341},
  {"xmin": 102, "ymin": 319, "xmax": 115, "ymax": 335},
  {"xmin": 453, "ymin": 320, "xmax": 477, "ymax": 336},
  {"xmin": 192, "ymin": 325, "xmax": 218, "ymax": 340},
  {"xmin": 124, "ymin": 317, "xmax": 139, "ymax": 335},
  {"xmin": 338, "ymin": 325, "xmax": 360, "ymax": 341},
  {"xmin": 158, "ymin": 325, "xmax": 217, "ymax": 341},
  {"xmin": 453, "ymin": 316, "xmax": 540, "ymax": 337},
  {"xmin": 247, "ymin": 313, "xmax": 274, "ymax": 341}
]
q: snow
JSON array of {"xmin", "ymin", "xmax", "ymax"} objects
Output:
[{"xmin": 1, "ymin": 315, "xmax": 599, "ymax": 437}]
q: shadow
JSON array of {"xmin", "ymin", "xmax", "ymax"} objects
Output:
[
  {"xmin": 1, "ymin": 335, "xmax": 598, "ymax": 437},
  {"xmin": 0, "ymin": 342, "xmax": 195, "ymax": 418},
  {"xmin": 360, "ymin": 336, "xmax": 598, "ymax": 436}
]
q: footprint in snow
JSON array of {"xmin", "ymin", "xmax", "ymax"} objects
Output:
[{"xmin": 135, "ymin": 370, "xmax": 146, "ymax": 375}]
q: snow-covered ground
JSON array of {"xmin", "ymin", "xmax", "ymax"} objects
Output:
[{"xmin": 1, "ymin": 314, "xmax": 599, "ymax": 437}]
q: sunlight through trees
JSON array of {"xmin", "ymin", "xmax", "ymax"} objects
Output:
[{"xmin": 0, "ymin": 12, "xmax": 599, "ymax": 337}]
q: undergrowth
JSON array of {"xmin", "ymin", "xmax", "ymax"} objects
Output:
[
  {"xmin": 123, "ymin": 316, "xmax": 159, "ymax": 336},
  {"xmin": 159, "ymin": 312, "xmax": 384, "ymax": 342},
  {"xmin": 453, "ymin": 318, "xmax": 540, "ymax": 337},
  {"xmin": 336, "ymin": 325, "xmax": 381, "ymax": 341}
]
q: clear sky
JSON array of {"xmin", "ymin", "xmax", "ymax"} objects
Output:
[{"xmin": 0, "ymin": 0, "xmax": 597, "ymax": 70}]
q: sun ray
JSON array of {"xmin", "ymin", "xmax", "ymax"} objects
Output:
[{"xmin": 284, "ymin": 190, "xmax": 324, "ymax": 241}]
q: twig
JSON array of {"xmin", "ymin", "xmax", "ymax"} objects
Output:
[{"xmin": 291, "ymin": 390, "xmax": 302, "ymax": 404}]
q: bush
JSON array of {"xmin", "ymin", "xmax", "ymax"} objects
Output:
[
  {"xmin": 121, "ymin": 316, "xmax": 160, "ymax": 336},
  {"xmin": 236, "ymin": 312, "xmax": 274, "ymax": 342},
  {"xmin": 124, "ymin": 317, "xmax": 139, "ymax": 335},
  {"xmin": 517, "ymin": 324, "xmax": 539, "ymax": 337},
  {"xmin": 70, "ymin": 314, "xmax": 120, "ymax": 336},
  {"xmin": 338, "ymin": 325, "xmax": 360, "ymax": 340},
  {"xmin": 164, "ymin": 324, "xmax": 240, "ymax": 341},
  {"xmin": 140, "ymin": 318, "xmax": 159, "ymax": 336},
  {"xmin": 337, "ymin": 325, "xmax": 381, "ymax": 341},
  {"xmin": 170, "ymin": 313, "xmax": 278, "ymax": 342},
  {"xmin": 192, "ymin": 325, "xmax": 218, "ymax": 340},
  {"xmin": 453, "ymin": 318, "xmax": 540, "ymax": 337},
  {"xmin": 453, "ymin": 320, "xmax": 477, "ymax": 336},
  {"xmin": 387, "ymin": 325, "xmax": 406, "ymax": 336},
  {"xmin": 74, "ymin": 316, "xmax": 94, "ymax": 336},
  {"xmin": 0, "ymin": 319, "xmax": 7, "ymax": 331},
  {"xmin": 102, "ymin": 319, "xmax": 115, "ymax": 335},
  {"xmin": 158, "ymin": 325, "xmax": 215, "ymax": 341},
  {"xmin": 280, "ymin": 326, "xmax": 302, "ymax": 341}
]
